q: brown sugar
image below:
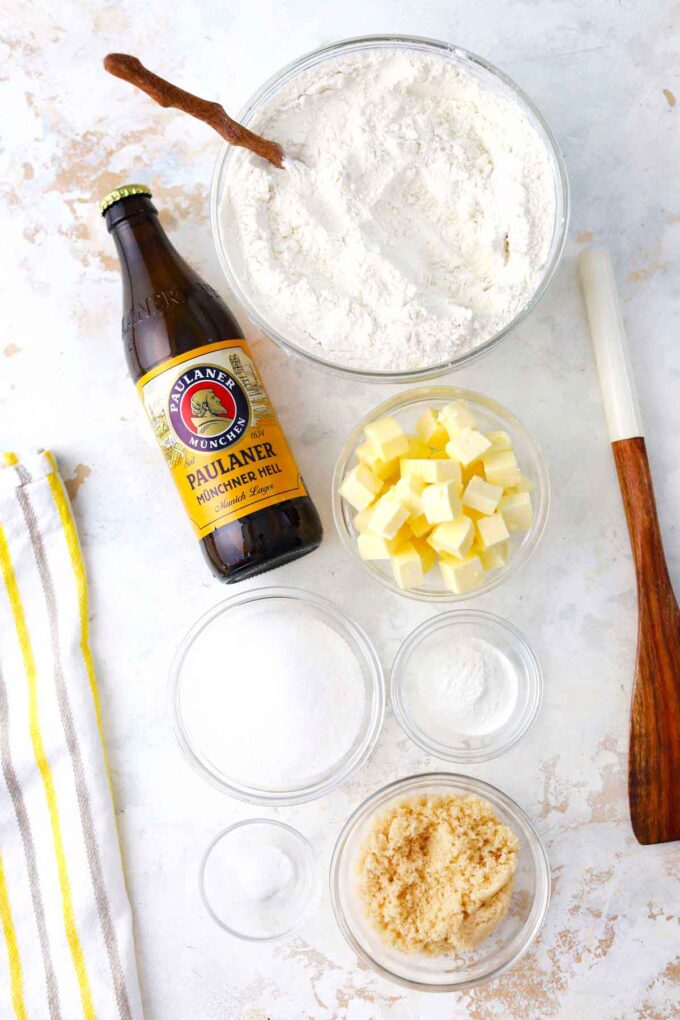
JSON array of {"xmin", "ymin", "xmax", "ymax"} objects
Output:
[{"xmin": 357, "ymin": 793, "xmax": 519, "ymax": 954}]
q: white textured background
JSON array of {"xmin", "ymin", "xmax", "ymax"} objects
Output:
[{"xmin": 2, "ymin": 1, "xmax": 680, "ymax": 1017}]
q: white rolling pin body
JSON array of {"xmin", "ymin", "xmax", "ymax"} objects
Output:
[{"xmin": 578, "ymin": 247, "xmax": 643, "ymax": 442}]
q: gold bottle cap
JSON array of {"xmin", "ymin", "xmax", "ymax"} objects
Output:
[{"xmin": 99, "ymin": 183, "xmax": 152, "ymax": 215}]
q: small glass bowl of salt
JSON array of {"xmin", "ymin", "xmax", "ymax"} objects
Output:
[
  {"xmin": 200, "ymin": 819, "xmax": 320, "ymax": 941},
  {"xmin": 391, "ymin": 610, "xmax": 542, "ymax": 762}
]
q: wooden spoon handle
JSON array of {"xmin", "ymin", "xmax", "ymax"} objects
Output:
[
  {"xmin": 614, "ymin": 437, "xmax": 680, "ymax": 845},
  {"xmin": 103, "ymin": 53, "xmax": 284, "ymax": 168}
]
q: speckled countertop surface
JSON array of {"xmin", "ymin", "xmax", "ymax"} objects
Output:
[{"xmin": 2, "ymin": 2, "xmax": 680, "ymax": 1017}]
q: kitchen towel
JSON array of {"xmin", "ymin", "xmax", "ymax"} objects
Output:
[{"xmin": 0, "ymin": 451, "xmax": 143, "ymax": 1020}]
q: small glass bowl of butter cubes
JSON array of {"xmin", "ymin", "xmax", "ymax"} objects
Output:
[{"xmin": 332, "ymin": 387, "xmax": 549, "ymax": 601}]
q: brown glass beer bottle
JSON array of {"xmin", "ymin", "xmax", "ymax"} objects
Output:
[{"xmin": 101, "ymin": 184, "xmax": 322, "ymax": 582}]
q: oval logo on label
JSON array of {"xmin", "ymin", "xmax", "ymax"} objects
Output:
[{"xmin": 168, "ymin": 364, "xmax": 250, "ymax": 451}]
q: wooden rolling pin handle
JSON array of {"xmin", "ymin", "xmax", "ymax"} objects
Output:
[{"xmin": 103, "ymin": 54, "xmax": 285, "ymax": 168}]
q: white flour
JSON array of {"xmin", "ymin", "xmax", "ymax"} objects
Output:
[
  {"xmin": 223, "ymin": 49, "xmax": 557, "ymax": 372},
  {"xmin": 404, "ymin": 634, "xmax": 518, "ymax": 738}
]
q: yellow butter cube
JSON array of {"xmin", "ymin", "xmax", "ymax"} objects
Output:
[
  {"xmin": 439, "ymin": 553, "xmax": 485, "ymax": 594},
  {"xmin": 353, "ymin": 504, "xmax": 375, "ymax": 532},
  {"xmin": 400, "ymin": 458, "xmax": 460, "ymax": 485},
  {"xmin": 408, "ymin": 513, "xmax": 432, "ymax": 538},
  {"xmin": 428, "ymin": 517, "xmax": 474, "ymax": 558},
  {"xmin": 340, "ymin": 464, "xmax": 383, "ymax": 511},
  {"xmin": 369, "ymin": 494, "xmax": 410, "ymax": 539},
  {"xmin": 391, "ymin": 542, "xmax": 424, "ymax": 590},
  {"xmin": 357, "ymin": 525, "xmax": 408, "ymax": 560},
  {"xmin": 476, "ymin": 512, "xmax": 510, "ymax": 549},
  {"xmin": 422, "ymin": 481, "xmax": 463, "ymax": 524},
  {"xmin": 508, "ymin": 472, "xmax": 534, "ymax": 494},
  {"xmin": 404, "ymin": 435, "xmax": 431, "ymax": 459},
  {"xmin": 364, "ymin": 416, "xmax": 409, "ymax": 462},
  {"xmin": 439, "ymin": 400, "xmax": 478, "ymax": 438},
  {"xmin": 355, "ymin": 440, "xmax": 399, "ymax": 481},
  {"xmin": 482, "ymin": 449, "xmax": 521, "ymax": 487},
  {"xmin": 462, "ymin": 475, "xmax": 503, "ymax": 515},
  {"xmin": 499, "ymin": 492, "xmax": 533, "ymax": 532},
  {"xmin": 416, "ymin": 408, "xmax": 449, "ymax": 448},
  {"xmin": 392, "ymin": 475, "xmax": 425, "ymax": 516},
  {"xmin": 484, "ymin": 430, "xmax": 512, "ymax": 451},
  {"xmin": 445, "ymin": 428, "xmax": 492, "ymax": 467},
  {"xmin": 479, "ymin": 540, "xmax": 509, "ymax": 571},
  {"xmin": 412, "ymin": 537, "xmax": 436, "ymax": 574}
]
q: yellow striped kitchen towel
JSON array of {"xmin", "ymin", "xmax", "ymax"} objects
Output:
[{"xmin": 0, "ymin": 451, "xmax": 143, "ymax": 1020}]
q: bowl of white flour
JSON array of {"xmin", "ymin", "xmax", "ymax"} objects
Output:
[{"xmin": 212, "ymin": 35, "xmax": 568, "ymax": 380}]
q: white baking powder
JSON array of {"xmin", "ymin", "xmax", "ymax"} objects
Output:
[
  {"xmin": 403, "ymin": 634, "xmax": 518, "ymax": 739},
  {"xmin": 179, "ymin": 608, "xmax": 366, "ymax": 788},
  {"xmin": 223, "ymin": 49, "xmax": 556, "ymax": 372}
]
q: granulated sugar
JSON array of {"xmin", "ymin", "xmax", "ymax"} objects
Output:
[
  {"xmin": 179, "ymin": 607, "xmax": 366, "ymax": 789},
  {"xmin": 223, "ymin": 49, "xmax": 557, "ymax": 372}
]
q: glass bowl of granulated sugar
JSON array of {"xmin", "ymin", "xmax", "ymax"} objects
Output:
[
  {"xmin": 168, "ymin": 586, "xmax": 384, "ymax": 805},
  {"xmin": 211, "ymin": 35, "xmax": 568, "ymax": 382}
]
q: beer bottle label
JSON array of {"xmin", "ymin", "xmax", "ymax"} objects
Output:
[{"xmin": 137, "ymin": 340, "xmax": 308, "ymax": 539}]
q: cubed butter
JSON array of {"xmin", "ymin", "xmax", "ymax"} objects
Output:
[
  {"xmin": 422, "ymin": 481, "xmax": 462, "ymax": 524},
  {"xmin": 509, "ymin": 472, "xmax": 534, "ymax": 493},
  {"xmin": 400, "ymin": 458, "xmax": 460, "ymax": 485},
  {"xmin": 484, "ymin": 430, "xmax": 512, "ymax": 451},
  {"xmin": 499, "ymin": 491, "xmax": 533, "ymax": 532},
  {"xmin": 353, "ymin": 504, "xmax": 375, "ymax": 532},
  {"xmin": 439, "ymin": 400, "xmax": 478, "ymax": 437},
  {"xmin": 357, "ymin": 525, "xmax": 409, "ymax": 560},
  {"xmin": 364, "ymin": 416, "xmax": 409, "ymax": 461},
  {"xmin": 482, "ymin": 449, "xmax": 521, "ymax": 487},
  {"xmin": 439, "ymin": 553, "xmax": 485, "ymax": 594},
  {"xmin": 479, "ymin": 540, "xmax": 509, "ymax": 571},
  {"xmin": 412, "ymin": 537, "xmax": 436, "ymax": 574},
  {"xmin": 369, "ymin": 494, "xmax": 410, "ymax": 539},
  {"xmin": 340, "ymin": 463, "xmax": 383, "ymax": 511},
  {"xmin": 404, "ymin": 435, "xmax": 431, "ymax": 459},
  {"xmin": 408, "ymin": 513, "xmax": 432, "ymax": 538},
  {"xmin": 462, "ymin": 475, "xmax": 503, "ymax": 515},
  {"xmin": 416, "ymin": 408, "xmax": 449, "ymax": 448},
  {"xmin": 428, "ymin": 517, "xmax": 474, "ymax": 558},
  {"xmin": 355, "ymin": 440, "xmax": 399, "ymax": 481},
  {"xmin": 392, "ymin": 475, "xmax": 425, "ymax": 515},
  {"xmin": 445, "ymin": 428, "xmax": 492, "ymax": 467},
  {"xmin": 392, "ymin": 543, "xmax": 424, "ymax": 590},
  {"xmin": 476, "ymin": 512, "xmax": 510, "ymax": 549}
]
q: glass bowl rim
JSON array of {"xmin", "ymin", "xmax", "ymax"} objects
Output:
[
  {"xmin": 331, "ymin": 385, "xmax": 550, "ymax": 602},
  {"xmin": 209, "ymin": 32, "xmax": 570, "ymax": 383},
  {"xmin": 168, "ymin": 585, "xmax": 385, "ymax": 805},
  {"xmin": 199, "ymin": 817, "xmax": 321, "ymax": 942},
  {"xmin": 390, "ymin": 609, "xmax": 543, "ymax": 762},
  {"xmin": 329, "ymin": 770, "xmax": 551, "ymax": 991}
]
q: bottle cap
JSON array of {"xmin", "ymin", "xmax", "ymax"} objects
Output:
[{"xmin": 99, "ymin": 183, "xmax": 152, "ymax": 215}]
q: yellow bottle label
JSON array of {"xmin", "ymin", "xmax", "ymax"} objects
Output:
[{"xmin": 137, "ymin": 340, "xmax": 308, "ymax": 539}]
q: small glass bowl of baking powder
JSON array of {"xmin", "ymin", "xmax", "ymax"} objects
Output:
[
  {"xmin": 391, "ymin": 610, "xmax": 543, "ymax": 762},
  {"xmin": 332, "ymin": 386, "xmax": 549, "ymax": 602},
  {"xmin": 210, "ymin": 34, "xmax": 568, "ymax": 383},
  {"xmin": 330, "ymin": 772, "xmax": 550, "ymax": 991}
]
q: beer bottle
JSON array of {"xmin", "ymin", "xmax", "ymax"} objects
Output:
[{"xmin": 101, "ymin": 184, "xmax": 323, "ymax": 582}]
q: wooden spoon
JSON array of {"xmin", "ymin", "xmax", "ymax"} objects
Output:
[
  {"xmin": 103, "ymin": 53, "xmax": 284, "ymax": 168},
  {"xmin": 579, "ymin": 247, "xmax": 680, "ymax": 845}
]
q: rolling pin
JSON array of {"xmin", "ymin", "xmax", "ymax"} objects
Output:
[{"xmin": 579, "ymin": 247, "xmax": 680, "ymax": 845}]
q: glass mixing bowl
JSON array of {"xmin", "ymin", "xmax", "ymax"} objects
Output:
[
  {"xmin": 210, "ymin": 34, "xmax": 569, "ymax": 383},
  {"xmin": 330, "ymin": 772, "xmax": 550, "ymax": 991},
  {"xmin": 332, "ymin": 386, "xmax": 550, "ymax": 602},
  {"xmin": 169, "ymin": 587, "xmax": 384, "ymax": 805}
]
